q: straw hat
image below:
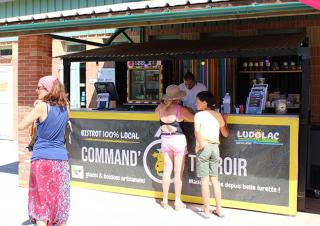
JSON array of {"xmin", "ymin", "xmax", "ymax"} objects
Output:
[{"xmin": 162, "ymin": 85, "xmax": 186, "ymax": 100}]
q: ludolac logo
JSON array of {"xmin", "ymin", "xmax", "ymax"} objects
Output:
[{"xmin": 235, "ymin": 129, "xmax": 283, "ymax": 145}]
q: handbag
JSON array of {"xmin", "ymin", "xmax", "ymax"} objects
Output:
[{"xmin": 26, "ymin": 122, "xmax": 36, "ymax": 152}]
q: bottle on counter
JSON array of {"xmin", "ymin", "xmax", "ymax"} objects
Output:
[
  {"xmin": 239, "ymin": 104, "xmax": 245, "ymax": 114},
  {"xmin": 223, "ymin": 93, "xmax": 231, "ymax": 114}
]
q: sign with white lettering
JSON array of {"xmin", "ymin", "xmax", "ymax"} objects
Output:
[
  {"xmin": 97, "ymin": 68, "xmax": 115, "ymax": 84},
  {"xmin": 127, "ymin": 61, "xmax": 161, "ymax": 68}
]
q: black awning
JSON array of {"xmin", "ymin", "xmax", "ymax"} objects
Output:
[{"xmin": 60, "ymin": 34, "xmax": 305, "ymax": 62}]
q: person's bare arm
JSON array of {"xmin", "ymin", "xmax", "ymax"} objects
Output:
[
  {"xmin": 220, "ymin": 125, "xmax": 229, "ymax": 138},
  {"xmin": 155, "ymin": 105, "xmax": 159, "ymax": 114},
  {"xmin": 154, "ymin": 104, "xmax": 161, "ymax": 119},
  {"xmin": 184, "ymin": 106, "xmax": 194, "ymax": 114},
  {"xmin": 67, "ymin": 102, "xmax": 70, "ymax": 115},
  {"xmin": 181, "ymin": 107, "xmax": 194, "ymax": 122},
  {"xmin": 194, "ymin": 127, "xmax": 202, "ymax": 153},
  {"xmin": 220, "ymin": 113, "xmax": 229, "ymax": 138},
  {"xmin": 194, "ymin": 115, "xmax": 202, "ymax": 153},
  {"xmin": 18, "ymin": 102, "xmax": 45, "ymax": 130}
]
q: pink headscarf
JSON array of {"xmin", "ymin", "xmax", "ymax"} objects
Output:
[{"xmin": 39, "ymin": 75, "xmax": 58, "ymax": 92}]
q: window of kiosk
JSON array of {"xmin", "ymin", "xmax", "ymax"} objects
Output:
[
  {"xmin": 130, "ymin": 70, "xmax": 145, "ymax": 100},
  {"xmin": 145, "ymin": 70, "xmax": 160, "ymax": 100}
]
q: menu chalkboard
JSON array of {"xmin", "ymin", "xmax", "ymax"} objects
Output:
[
  {"xmin": 253, "ymin": 84, "xmax": 268, "ymax": 110},
  {"xmin": 245, "ymin": 84, "xmax": 268, "ymax": 114},
  {"xmin": 246, "ymin": 91, "xmax": 263, "ymax": 114}
]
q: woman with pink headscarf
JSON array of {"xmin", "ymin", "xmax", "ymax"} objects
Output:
[{"xmin": 19, "ymin": 75, "xmax": 70, "ymax": 226}]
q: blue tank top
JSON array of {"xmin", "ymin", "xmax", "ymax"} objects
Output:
[{"xmin": 32, "ymin": 105, "xmax": 69, "ymax": 161}]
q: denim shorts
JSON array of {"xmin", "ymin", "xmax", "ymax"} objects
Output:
[{"xmin": 196, "ymin": 143, "xmax": 220, "ymax": 177}]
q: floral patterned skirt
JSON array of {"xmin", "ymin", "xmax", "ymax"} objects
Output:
[{"xmin": 28, "ymin": 159, "xmax": 70, "ymax": 226}]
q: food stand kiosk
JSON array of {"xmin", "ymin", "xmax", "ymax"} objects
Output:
[{"xmin": 62, "ymin": 35, "xmax": 309, "ymax": 216}]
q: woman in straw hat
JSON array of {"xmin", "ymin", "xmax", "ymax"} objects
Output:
[
  {"xmin": 155, "ymin": 84, "xmax": 194, "ymax": 211},
  {"xmin": 19, "ymin": 75, "xmax": 70, "ymax": 226}
]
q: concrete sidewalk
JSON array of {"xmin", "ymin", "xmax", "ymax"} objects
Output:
[{"xmin": 1, "ymin": 140, "xmax": 319, "ymax": 226}]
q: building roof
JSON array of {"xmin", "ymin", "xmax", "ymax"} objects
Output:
[
  {"xmin": 0, "ymin": 1, "xmax": 317, "ymax": 37},
  {"xmin": 0, "ymin": 0, "xmax": 228, "ymax": 24},
  {"xmin": 60, "ymin": 34, "xmax": 305, "ymax": 61}
]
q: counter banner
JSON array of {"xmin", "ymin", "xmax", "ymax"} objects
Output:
[
  {"xmin": 68, "ymin": 119, "xmax": 163, "ymax": 191},
  {"xmin": 181, "ymin": 122, "xmax": 290, "ymax": 206},
  {"xmin": 218, "ymin": 124, "xmax": 290, "ymax": 206},
  {"xmin": 67, "ymin": 115, "xmax": 296, "ymax": 215}
]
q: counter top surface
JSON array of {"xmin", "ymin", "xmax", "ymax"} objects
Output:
[
  {"xmin": 228, "ymin": 114, "xmax": 299, "ymax": 118},
  {"xmin": 71, "ymin": 108, "xmax": 155, "ymax": 114},
  {"xmin": 70, "ymin": 109, "xmax": 299, "ymax": 118}
]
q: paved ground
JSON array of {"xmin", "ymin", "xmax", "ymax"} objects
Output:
[{"xmin": 1, "ymin": 140, "xmax": 320, "ymax": 226}]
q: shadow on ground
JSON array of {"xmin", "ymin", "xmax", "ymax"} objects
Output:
[
  {"xmin": 21, "ymin": 219, "xmax": 33, "ymax": 225},
  {"xmin": 0, "ymin": 161, "xmax": 18, "ymax": 174},
  {"xmin": 305, "ymin": 197, "xmax": 320, "ymax": 214}
]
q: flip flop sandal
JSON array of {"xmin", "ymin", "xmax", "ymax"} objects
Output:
[
  {"xmin": 198, "ymin": 211, "xmax": 211, "ymax": 219},
  {"xmin": 174, "ymin": 202, "xmax": 186, "ymax": 211},
  {"xmin": 160, "ymin": 201, "xmax": 169, "ymax": 209},
  {"xmin": 212, "ymin": 210, "xmax": 225, "ymax": 218}
]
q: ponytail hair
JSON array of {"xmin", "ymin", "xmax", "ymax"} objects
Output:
[{"xmin": 196, "ymin": 91, "xmax": 215, "ymax": 110}]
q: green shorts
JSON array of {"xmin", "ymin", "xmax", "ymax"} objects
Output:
[{"xmin": 196, "ymin": 143, "xmax": 220, "ymax": 177}]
